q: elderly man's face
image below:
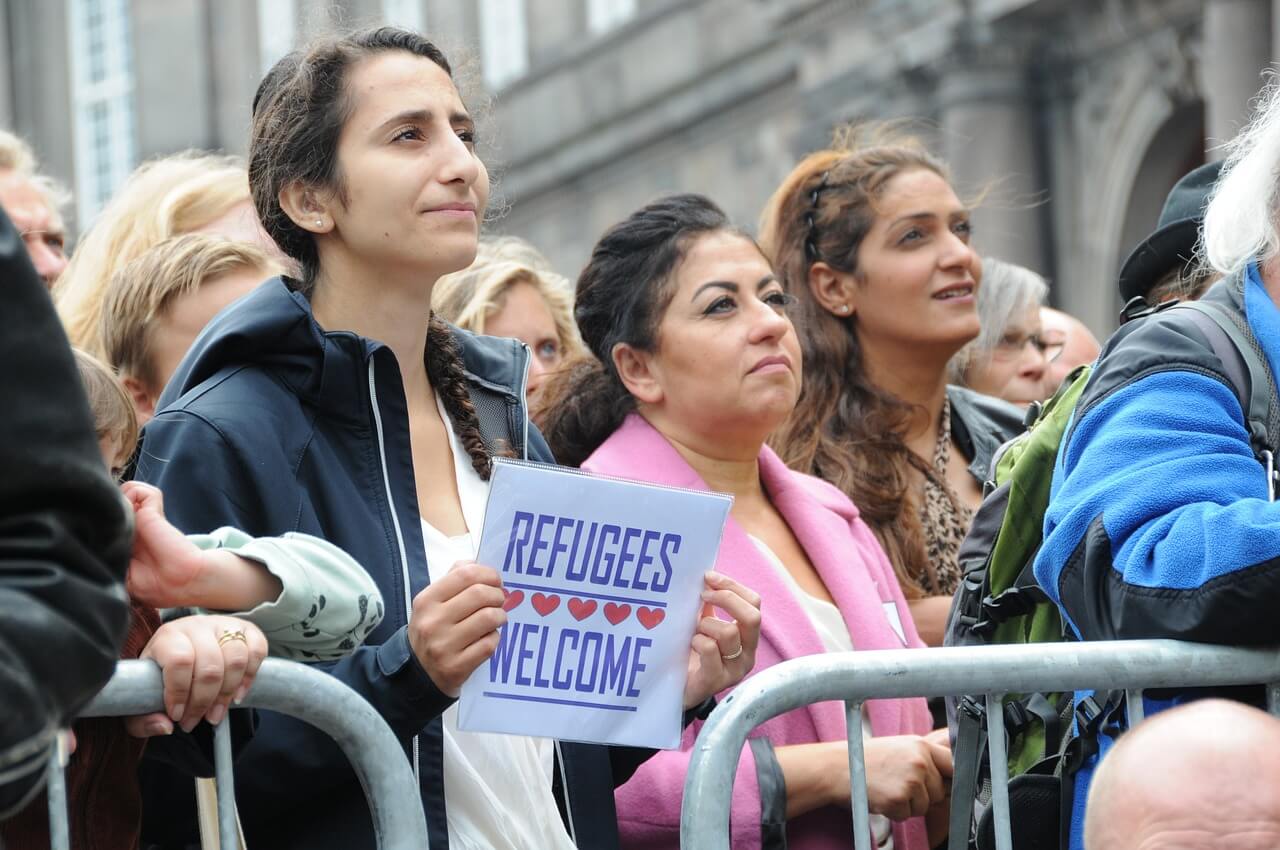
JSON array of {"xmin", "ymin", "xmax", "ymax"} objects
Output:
[{"xmin": 0, "ymin": 171, "xmax": 67, "ymax": 289}]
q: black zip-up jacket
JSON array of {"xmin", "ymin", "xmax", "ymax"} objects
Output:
[
  {"xmin": 135, "ymin": 277, "xmax": 659, "ymax": 849},
  {"xmin": 0, "ymin": 208, "xmax": 131, "ymax": 817}
]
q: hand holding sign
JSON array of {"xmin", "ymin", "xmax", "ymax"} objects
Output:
[
  {"xmin": 408, "ymin": 560, "xmax": 507, "ymax": 697},
  {"xmin": 682, "ymin": 571, "xmax": 761, "ymax": 710},
  {"xmin": 457, "ymin": 459, "xmax": 734, "ymax": 748}
]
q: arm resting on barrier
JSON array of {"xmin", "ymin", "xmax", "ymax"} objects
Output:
[{"xmin": 133, "ymin": 412, "xmax": 456, "ymax": 816}]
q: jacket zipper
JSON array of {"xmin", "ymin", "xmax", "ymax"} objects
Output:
[
  {"xmin": 367, "ymin": 358, "xmax": 421, "ymax": 786},
  {"xmin": 518, "ymin": 343, "xmax": 531, "ymax": 458}
]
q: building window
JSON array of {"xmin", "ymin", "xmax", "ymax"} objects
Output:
[
  {"xmin": 587, "ymin": 0, "xmax": 637, "ymax": 34},
  {"xmin": 257, "ymin": 0, "xmax": 298, "ymax": 76},
  {"xmin": 382, "ymin": 0, "xmax": 425, "ymax": 32},
  {"xmin": 479, "ymin": 0, "xmax": 529, "ymax": 89},
  {"xmin": 68, "ymin": 0, "xmax": 135, "ymax": 224}
]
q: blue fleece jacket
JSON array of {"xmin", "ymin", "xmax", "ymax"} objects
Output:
[{"xmin": 1034, "ymin": 265, "xmax": 1280, "ymax": 848}]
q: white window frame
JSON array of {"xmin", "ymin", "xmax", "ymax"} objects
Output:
[
  {"xmin": 257, "ymin": 0, "xmax": 298, "ymax": 76},
  {"xmin": 586, "ymin": 0, "xmax": 637, "ymax": 34},
  {"xmin": 382, "ymin": 0, "xmax": 426, "ymax": 32},
  {"xmin": 68, "ymin": 0, "xmax": 136, "ymax": 226},
  {"xmin": 479, "ymin": 0, "xmax": 529, "ymax": 90}
]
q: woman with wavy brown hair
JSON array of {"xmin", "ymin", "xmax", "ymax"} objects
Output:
[{"xmin": 759, "ymin": 129, "xmax": 1022, "ymax": 646}]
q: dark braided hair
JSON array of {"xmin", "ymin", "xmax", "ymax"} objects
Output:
[
  {"xmin": 426, "ymin": 314, "xmax": 507, "ymax": 479},
  {"xmin": 249, "ymin": 26, "xmax": 497, "ymax": 479},
  {"xmin": 535, "ymin": 194, "xmax": 741, "ymax": 466}
]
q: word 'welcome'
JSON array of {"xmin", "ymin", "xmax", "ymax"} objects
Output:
[{"xmin": 489, "ymin": 622, "xmax": 653, "ymax": 697}]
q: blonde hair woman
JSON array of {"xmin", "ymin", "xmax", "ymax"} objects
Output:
[
  {"xmin": 433, "ymin": 236, "xmax": 584, "ymax": 396},
  {"xmin": 55, "ymin": 151, "xmax": 282, "ymax": 358}
]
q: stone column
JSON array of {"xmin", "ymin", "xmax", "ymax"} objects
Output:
[
  {"xmin": 1203, "ymin": 0, "xmax": 1271, "ymax": 154},
  {"xmin": 937, "ymin": 54, "xmax": 1047, "ymax": 274}
]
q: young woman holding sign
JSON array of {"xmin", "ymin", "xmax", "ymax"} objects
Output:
[
  {"xmin": 538, "ymin": 195, "xmax": 948, "ymax": 850},
  {"xmin": 134, "ymin": 27, "xmax": 759, "ymax": 850}
]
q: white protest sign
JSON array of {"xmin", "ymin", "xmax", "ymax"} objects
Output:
[{"xmin": 457, "ymin": 458, "xmax": 732, "ymax": 749}]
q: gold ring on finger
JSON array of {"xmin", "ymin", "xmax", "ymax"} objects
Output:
[
  {"xmin": 217, "ymin": 629, "xmax": 248, "ymax": 647},
  {"xmin": 720, "ymin": 645, "xmax": 743, "ymax": 661}
]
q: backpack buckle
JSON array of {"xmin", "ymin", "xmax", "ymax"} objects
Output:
[
  {"xmin": 1265, "ymin": 449, "xmax": 1277, "ymax": 502},
  {"xmin": 980, "ymin": 587, "xmax": 1040, "ymax": 622},
  {"xmin": 1119, "ymin": 295, "xmax": 1180, "ymax": 325},
  {"xmin": 958, "ymin": 695, "xmax": 986, "ymax": 723}
]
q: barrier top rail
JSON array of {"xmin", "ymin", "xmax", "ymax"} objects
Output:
[
  {"xmin": 680, "ymin": 639, "xmax": 1280, "ymax": 850},
  {"xmin": 66, "ymin": 657, "xmax": 430, "ymax": 850}
]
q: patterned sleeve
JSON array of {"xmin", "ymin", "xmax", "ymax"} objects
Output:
[{"xmin": 187, "ymin": 528, "xmax": 385, "ymax": 661}]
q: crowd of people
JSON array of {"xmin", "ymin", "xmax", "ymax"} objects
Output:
[{"xmin": 2, "ymin": 20, "xmax": 1277, "ymax": 850}]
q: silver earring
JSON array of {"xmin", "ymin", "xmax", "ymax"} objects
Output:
[
  {"xmin": 839, "ymin": 305, "xmax": 850, "ymax": 314},
  {"xmin": 315, "ymin": 220, "xmax": 323, "ymax": 227}
]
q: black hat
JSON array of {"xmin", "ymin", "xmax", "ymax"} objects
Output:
[{"xmin": 1118, "ymin": 160, "xmax": 1224, "ymax": 302}]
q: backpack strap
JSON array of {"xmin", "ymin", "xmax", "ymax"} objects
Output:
[
  {"xmin": 949, "ymin": 697, "xmax": 987, "ymax": 850},
  {"xmin": 1179, "ymin": 300, "xmax": 1280, "ymax": 498}
]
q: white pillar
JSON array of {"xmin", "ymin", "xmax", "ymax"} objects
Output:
[
  {"xmin": 1203, "ymin": 0, "xmax": 1272, "ymax": 154},
  {"xmin": 938, "ymin": 58, "xmax": 1047, "ymax": 274}
]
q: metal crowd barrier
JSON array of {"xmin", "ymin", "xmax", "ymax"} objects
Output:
[
  {"xmin": 44, "ymin": 658, "xmax": 429, "ymax": 850},
  {"xmin": 680, "ymin": 639, "xmax": 1280, "ymax": 850}
]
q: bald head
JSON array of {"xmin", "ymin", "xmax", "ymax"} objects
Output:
[
  {"xmin": 1085, "ymin": 700, "xmax": 1280, "ymax": 850},
  {"xmin": 1041, "ymin": 307, "xmax": 1100, "ymax": 395}
]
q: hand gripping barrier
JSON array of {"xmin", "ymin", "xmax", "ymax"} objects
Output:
[
  {"xmin": 680, "ymin": 640, "xmax": 1280, "ymax": 850},
  {"xmin": 43, "ymin": 658, "xmax": 429, "ymax": 850}
]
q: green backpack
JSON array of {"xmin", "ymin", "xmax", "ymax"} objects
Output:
[{"xmin": 942, "ymin": 298, "xmax": 1280, "ymax": 850}]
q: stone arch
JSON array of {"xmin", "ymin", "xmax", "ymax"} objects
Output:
[{"xmin": 1065, "ymin": 48, "xmax": 1203, "ymax": 336}]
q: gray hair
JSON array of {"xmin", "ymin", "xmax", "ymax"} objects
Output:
[
  {"xmin": 950, "ymin": 257, "xmax": 1048, "ymax": 382},
  {"xmin": 1203, "ymin": 77, "xmax": 1280, "ymax": 276}
]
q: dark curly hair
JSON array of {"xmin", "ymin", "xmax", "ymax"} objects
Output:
[
  {"xmin": 535, "ymin": 194, "xmax": 743, "ymax": 466},
  {"xmin": 250, "ymin": 27, "xmax": 498, "ymax": 478}
]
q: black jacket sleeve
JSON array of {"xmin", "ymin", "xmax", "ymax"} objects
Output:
[{"xmin": 0, "ymin": 208, "xmax": 132, "ymax": 817}]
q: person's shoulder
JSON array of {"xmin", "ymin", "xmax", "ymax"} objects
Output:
[
  {"xmin": 147, "ymin": 363, "xmax": 313, "ymax": 462},
  {"xmin": 164, "ymin": 363, "xmax": 300, "ymax": 423},
  {"xmin": 451, "ymin": 324, "xmax": 526, "ymax": 395},
  {"xmin": 1080, "ymin": 304, "xmax": 1237, "ymax": 416},
  {"xmin": 948, "ymin": 384, "xmax": 1025, "ymax": 439},
  {"xmin": 764, "ymin": 450, "xmax": 861, "ymax": 519}
]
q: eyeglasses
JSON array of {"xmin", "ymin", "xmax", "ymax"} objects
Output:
[
  {"xmin": 992, "ymin": 333, "xmax": 1065, "ymax": 363},
  {"xmin": 803, "ymin": 170, "xmax": 831, "ymax": 263}
]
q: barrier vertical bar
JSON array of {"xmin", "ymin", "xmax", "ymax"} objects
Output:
[
  {"xmin": 213, "ymin": 720, "xmax": 237, "ymax": 850},
  {"xmin": 1126, "ymin": 690, "xmax": 1145, "ymax": 725},
  {"xmin": 1267, "ymin": 682, "xmax": 1280, "ymax": 716},
  {"xmin": 845, "ymin": 701, "xmax": 872, "ymax": 850},
  {"xmin": 985, "ymin": 693, "xmax": 1012, "ymax": 850},
  {"xmin": 45, "ymin": 741, "xmax": 69, "ymax": 850}
]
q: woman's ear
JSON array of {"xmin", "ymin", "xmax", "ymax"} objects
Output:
[
  {"xmin": 278, "ymin": 181, "xmax": 334, "ymax": 235},
  {"xmin": 612, "ymin": 342, "xmax": 663, "ymax": 406},
  {"xmin": 807, "ymin": 261, "xmax": 857, "ymax": 318}
]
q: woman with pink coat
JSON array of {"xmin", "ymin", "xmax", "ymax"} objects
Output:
[{"xmin": 537, "ymin": 194, "xmax": 950, "ymax": 850}]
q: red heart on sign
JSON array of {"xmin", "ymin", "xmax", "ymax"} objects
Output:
[
  {"xmin": 636, "ymin": 607, "xmax": 665, "ymax": 630},
  {"xmin": 603, "ymin": 602, "xmax": 631, "ymax": 625},
  {"xmin": 502, "ymin": 590, "xmax": 524, "ymax": 612},
  {"xmin": 532, "ymin": 593, "xmax": 561, "ymax": 616},
  {"xmin": 568, "ymin": 598, "xmax": 597, "ymax": 621}
]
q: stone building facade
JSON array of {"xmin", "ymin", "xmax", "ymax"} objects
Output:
[{"xmin": 1, "ymin": 0, "xmax": 1275, "ymax": 335}]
